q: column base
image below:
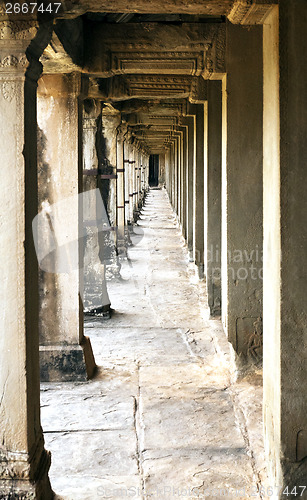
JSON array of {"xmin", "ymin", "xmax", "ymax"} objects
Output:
[
  {"xmin": 208, "ymin": 282, "xmax": 221, "ymax": 317},
  {"xmin": 196, "ymin": 262, "xmax": 205, "ymax": 279},
  {"xmin": 40, "ymin": 336, "xmax": 96, "ymax": 382},
  {"xmin": 279, "ymin": 457, "xmax": 307, "ymax": 495},
  {"xmin": 0, "ymin": 439, "xmax": 53, "ymax": 500}
]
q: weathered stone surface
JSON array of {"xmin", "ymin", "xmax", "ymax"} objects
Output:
[
  {"xmin": 0, "ymin": 20, "xmax": 53, "ymax": 499},
  {"xmin": 41, "ymin": 189, "xmax": 266, "ymax": 499}
]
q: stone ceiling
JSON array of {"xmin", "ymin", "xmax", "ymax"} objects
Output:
[{"xmin": 0, "ymin": 0, "xmax": 277, "ymax": 152}]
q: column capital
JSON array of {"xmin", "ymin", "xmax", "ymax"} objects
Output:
[
  {"xmin": 189, "ymin": 77, "xmax": 207, "ymax": 104},
  {"xmin": 37, "ymin": 72, "xmax": 83, "ymax": 97},
  {"xmin": 227, "ymin": 0, "xmax": 277, "ymax": 25},
  {"xmin": 0, "ymin": 20, "xmax": 53, "ymax": 82},
  {"xmin": 117, "ymin": 122, "xmax": 128, "ymax": 141},
  {"xmin": 203, "ymin": 24, "xmax": 226, "ymax": 80}
]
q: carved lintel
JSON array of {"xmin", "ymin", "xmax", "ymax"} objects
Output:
[
  {"xmin": 228, "ymin": 0, "xmax": 277, "ymax": 25},
  {"xmin": 110, "ymin": 50, "xmax": 207, "ymax": 77}
]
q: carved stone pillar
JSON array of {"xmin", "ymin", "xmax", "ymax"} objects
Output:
[
  {"xmin": 137, "ymin": 148, "xmax": 142, "ymax": 209},
  {"xmin": 173, "ymin": 136, "xmax": 179, "ymax": 215},
  {"xmin": 173, "ymin": 131, "xmax": 182, "ymax": 222},
  {"xmin": 263, "ymin": 3, "xmax": 307, "ymax": 490},
  {"xmin": 159, "ymin": 152, "xmax": 165, "ymax": 187},
  {"xmin": 99, "ymin": 107, "xmax": 121, "ymax": 278},
  {"xmin": 165, "ymin": 147, "xmax": 171, "ymax": 198},
  {"xmin": 116, "ymin": 123, "xmax": 127, "ymax": 255},
  {"xmin": 124, "ymin": 135, "xmax": 131, "ymax": 224},
  {"xmin": 182, "ymin": 116, "xmax": 194, "ymax": 259},
  {"xmin": 177, "ymin": 126, "xmax": 187, "ymax": 236},
  {"xmin": 132, "ymin": 147, "xmax": 139, "ymax": 220},
  {"xmin": 206, "ymin": 81, "xmax": 222, "ymax": 317},
  {"xmin": 134, "ymin": 143, "xmax": 141, "ymax": 214},
  {"xmin": 82, "ymin": 99, "xmax": 111, "ymax": 315},
  {"xmin": 170, "ymin": 141, "xmax": 175, "ymax": 207},
  {"xmin": 187, "ymin": 102, "xmax": 206, "ymax": 278},
  {"xmin": 176, "ymin": 126, "xmax": 186, "ymax": 234},
  {"xmin": 125, "ymin": 135, "xmax": 135, "ymax": 224},
  {"xmin": 140, "ymin": 151, "xmax": 145, "ymax": 203},
  {"xmin": 0, "ymin": 20, "xmax": 53, "ymax": 498},
  {"xmin": 37, "ymin": 73, "xmax": 96, "ymax": 382},
  {"xmin": 221, "ymin": 22, "xmax": 263, "ymax": 362},
  {"xmin": 145, "ymin": 154, "xmax": 150, "ymax": 192}
]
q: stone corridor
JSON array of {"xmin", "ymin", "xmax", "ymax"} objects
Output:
[{"xmin": 41, "ymin": 189, "xmax": 265, "ymax": 499}]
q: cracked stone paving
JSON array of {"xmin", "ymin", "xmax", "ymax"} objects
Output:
[{"xmin": 41, "ymin": 189, "xmax": 266, "ymax": 500}]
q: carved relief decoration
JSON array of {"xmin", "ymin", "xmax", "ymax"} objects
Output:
[
  {"xmin": 0, "ymin": 53, "xmax": 28, "ymax": 69},
  {"xmin": 0, "ymin": 21, "xmax": 38, "ymax": 40},
  {"xmin": 111, "ymin": 51, "xmax": 206, "ymax": 76},
  {"xmin": 0, "ymin": 80, "xmax": 17, "ymax": 101}
]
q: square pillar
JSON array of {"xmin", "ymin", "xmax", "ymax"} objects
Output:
[
  {"xmin": 263, "ymin": 4, "xmax": 307, "ymax": 490},
  {"xmin": 116, "ymin": 124, "xmax": 126, "ymax": 255},
  {"xmin": 178, "ymin": 126, "xmax": 188, "ymax": 239},
  {"xmin": 99, "ymin": 108, "xmax": 121, "ymax": 277},
  {"xmin": 173, "ymin": 137, "xmax": 179, "ymax": 215},
  {"xmin": 37, "ymin": 73, "xmax": 96, "ymax": 382},
  {"xmin": 82, "ymin": 99, "xmax": 111, "ymax": 315},
  {"xmin": 124, "ymin": 138, "xmax": 131, "ymax": 224},
  {"xmin": 182, "ymin": 116, "xmax": 195, "ymax": 257},
  {"xmin": 165, "ymin": 147, "xmax": 171, "ymax": 199},
  {"xmin": 0, "ymin": 21, "xmax": 53, "ymax": 498},
  {"xmin": 188, "ymin": 103, "xmax": 206, "ymax": 278},
  {"xmin": 206, "ymin": 81, "xmax": 222, "ymax": 317},
  {"xmin": 221, "ymin": 22, "xmax": 263, "ymax": 362}
]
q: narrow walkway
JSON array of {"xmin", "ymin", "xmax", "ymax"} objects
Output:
[{"xmin": 41, "ymin": 189, "xmax": 265, "ymax": 499}]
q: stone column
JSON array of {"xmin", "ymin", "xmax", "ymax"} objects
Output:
[
  {"xmin": 145, "ymin": 154, "xmax": 149, "ymax": 192},
  {"xmin": 206, "ymin": 81, "xmax": 222, "ymax": 317},
  {"xmin": 178, "ymin": 126, "xmax": 187, "ymax": 238},
  {"xmin": 174, "ymin": 130, "xmax": 183, "ymax": 223},
  {"xmin": 124, "ymin": 135, "xmax": 130, "ymax": 224},
  {"xmin": 128, "ymin": 142, "xmax": 135, "ymax": 223},
  {"xmin": 159, "ymin": 153, "xmax": 166, "ymax": 186},
  {"xmin": 165, "ymin": 147, "xmax": 171, "ymax": 197},
  {"xmin": 188, "ymin": 103, "xmax": 206, "ymax": 278},
  {"xmin": 136, "ymin": 145, "xmax": 142, "ymax": 212},
  {"xmin": 174, "ymin": 136, "xmax": 179, "ymax": 215},
  {"xmin": 263, "ymin": 3, "xmax": 307, "ymax": 490},
  {"xmin": 99, "ymin": 107, "xmax": 121, "ymax": 277},
  {"xmin": 140, "ymin": 151, "xmax": 146, "ymax": 202},
  {"xmin": 221, "ymin": 22, "xmax": 263, "ymax": 362},
  {"xmin": 37, "ymin": 73, "xmax": 96, "ymax": 382},
  {"xmin": 116, "ymin": 124, "xmax": 126, "ymax": 255},
  {"xmin": 182, "ymin": 116, "xmax": 195, "ymax": 258},
  {"xmin": 82, "ymin": 99, "xmax": 111, "ymax": 315},
  {"xmin": 132, "ymin": 147, "xmax": 138, "ymax": 220},
  {"xmin": 170, "ymin": 142, "xmax": 175, "ymax": 207},
  {"xmin": 0, "ymin": 21, "xmax": 53, "ymax": 498}
]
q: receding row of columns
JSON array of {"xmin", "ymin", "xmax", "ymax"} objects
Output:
[
  {"xmin": 0, "ymin": 22, "xmax": 149, "ymax": 495},
  {"xmin": 37, "ymin": 74, "xmax": 150, "ymax": 384},
  {"xmin": 164, "ymin": 6, "xmax": 307, "ymax": 492}
]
